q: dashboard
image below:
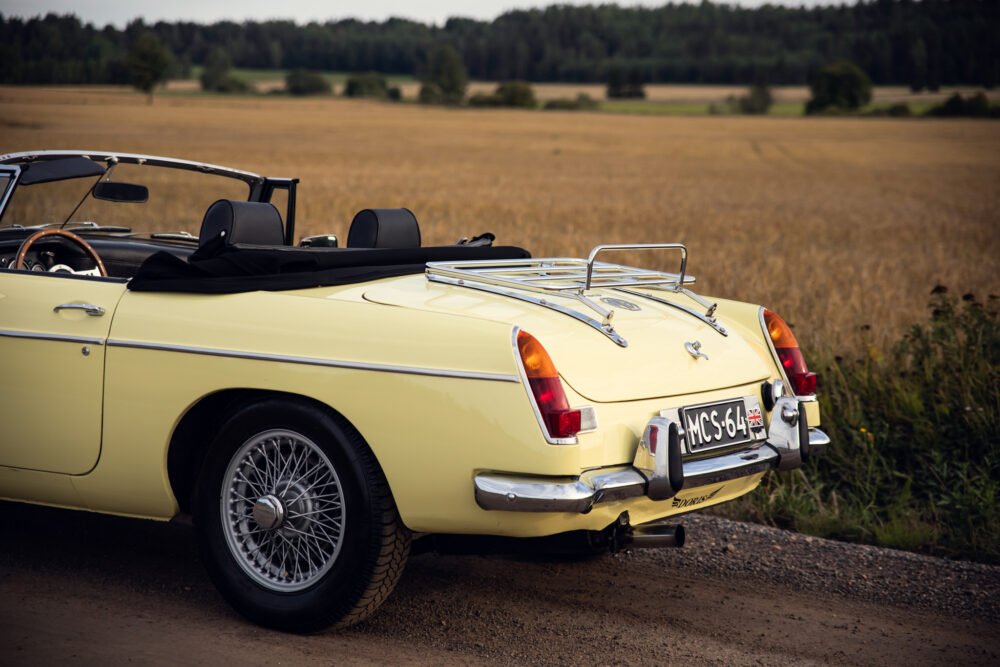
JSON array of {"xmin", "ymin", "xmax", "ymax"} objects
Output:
[{"xmin": 0, "ymin": 238, "xmax": 93, "ymax": 274}]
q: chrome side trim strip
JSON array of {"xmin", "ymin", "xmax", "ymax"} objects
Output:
[
  {"xmin": 105, "ymin": 339, "xmax": 519, "ymax": 383},
  {"xmin": 428, "ymin": 273, "xmax": 628, "ymax": 347},
  {"xmin": 616, "ymin": 288, "xmax": 728, "ymax": 336},
  {"xmin": 0, "ymin": 328, "xmax": 105, "ymax": 346}
]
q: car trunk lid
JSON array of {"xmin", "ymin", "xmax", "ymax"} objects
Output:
[{"xmin": 361, "ymin": 276, "xmax": 771, "ymax": 402}]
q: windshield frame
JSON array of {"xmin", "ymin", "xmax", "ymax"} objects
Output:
[
  {"xmin": 0, "ymin": 166, "xmax": 20, "ymax": 217},
  {"xmin": 0, "ymin": 151, "xmax": 299, "ymax": 243}
]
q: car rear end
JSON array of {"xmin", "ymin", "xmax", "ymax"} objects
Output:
[
  {"xmin": 359, "ymin": 248, "xmax": 828, "ymax": 543},
  {"xmin": 470, "ymin": 300, "xmax": 828, "ymax": 541}
]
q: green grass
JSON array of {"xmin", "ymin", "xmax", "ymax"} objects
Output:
[
  {"xmin": 598, "ymin": 100, "xmax": 710, "ymax": 116},
  {"xmin": 597, "ymin": 99, "xmax": 843, "ymax": 117},
  {"xmin": 768, "ymin": 102, "xmax": 806, "ymax": 116},
  {"xmin": 715, "ymin": 291, "xmax": 1000, "ymax": 563}
]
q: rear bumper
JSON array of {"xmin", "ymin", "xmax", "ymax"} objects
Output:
[{"xmin": 475, "ymin": 399, "xmax": 829, "ymax": 513}]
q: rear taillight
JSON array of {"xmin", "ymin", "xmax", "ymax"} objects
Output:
[
  {"xmin": 762, "ymin": 309, "xmax": 817, "ymax": 396},
  {"xmin": 516, "ymin": 330, "xmax": 582, "ymax": 441}
]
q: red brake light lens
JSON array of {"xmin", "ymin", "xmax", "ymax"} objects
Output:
[
  {"xmin": 516, "ymin": 330, "xmax": 582, "ymax": 440},
  {"xmin": 762, "ymin": 309, "xmax": 817, "ymax": 396}
]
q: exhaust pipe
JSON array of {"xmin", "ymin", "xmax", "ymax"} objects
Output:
[{"xmin": 626, "ymin": 522, "xmax": 685, "ymax": 549}]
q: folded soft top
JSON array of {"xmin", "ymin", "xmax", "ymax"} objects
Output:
[{"xmin": 128, "ymin": 243, "xmax": 531, "ymax": 294}]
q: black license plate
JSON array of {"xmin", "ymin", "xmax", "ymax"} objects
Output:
[{"xmin": 681, "ymin": 399, "xmax": 753, "ymax": 452}]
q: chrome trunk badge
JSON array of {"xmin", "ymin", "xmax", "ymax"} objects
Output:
[
  {"xmin": 684, "ymin": 340, "xmax": 709, "ymax": 360},
  {"xmin": 600, "ymin": 297, "xmax": 641, "ymax": 311}
]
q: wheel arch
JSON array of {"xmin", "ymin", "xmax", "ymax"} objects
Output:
[{"xmin": 167, "ymin": 388, "xmax": 371, "ymax": 514}]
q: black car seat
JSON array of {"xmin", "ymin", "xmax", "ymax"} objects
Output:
[
  {"xmin": 347, "ymin": 208, "xmax": 421, "ymax": 248},
  {"xmin": 199, "ymin": 200, "xmax": 285, "ymax": 247}
]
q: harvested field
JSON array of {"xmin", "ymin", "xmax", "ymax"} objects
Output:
[{"xmin": 1, "ymin": 85, "xmax": 998, "ymax": 353}]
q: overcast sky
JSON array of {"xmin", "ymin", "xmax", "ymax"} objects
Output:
[{"xmin": 2, "ymin": 0, "xmax": 841, "ymax": 27}]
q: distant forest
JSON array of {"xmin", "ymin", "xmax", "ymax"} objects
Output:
[{"xmin": 1, "ymin": 1, "xmax": 997, "ymax": 88}]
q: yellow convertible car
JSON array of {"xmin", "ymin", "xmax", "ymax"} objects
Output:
[{"xmin": 0, "ymin": 150, "xmax": 828, "ymax": 632}]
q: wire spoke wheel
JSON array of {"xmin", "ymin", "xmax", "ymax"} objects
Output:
[
  {"xmin": 220, "ymin": 429, "xmax": 346, "ymax": 592},
  {"xmin": 196, "ymin": 400, "xmax": 409, "ymax": 631}
]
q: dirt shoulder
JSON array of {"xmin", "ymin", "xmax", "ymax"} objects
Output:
[{"xmin": 1, "ymin": 504, "xmax": 996, "ymax": 666}]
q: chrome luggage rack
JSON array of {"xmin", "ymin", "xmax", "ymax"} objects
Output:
[{"xmin": 426, "ymin": 243, "xmax": 727, "ymax": 347}]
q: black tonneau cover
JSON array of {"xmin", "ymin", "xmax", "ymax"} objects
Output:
[{"xmin": 128, "ymin": 244, "xmax": 531, "ymax": 293}]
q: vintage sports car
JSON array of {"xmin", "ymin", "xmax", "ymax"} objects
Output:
[{"xmin": 0, "ymin": 150, "xmax": 828, "ymax": 632}]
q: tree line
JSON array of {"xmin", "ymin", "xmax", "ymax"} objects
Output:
[{"xmin": 1, "ymin": 1, "xmax": 997, "ymax": 89}]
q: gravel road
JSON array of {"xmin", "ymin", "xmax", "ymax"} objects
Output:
[{"xmin": 1, "ymin": 502, "xmax": 997, "ymax": 666}]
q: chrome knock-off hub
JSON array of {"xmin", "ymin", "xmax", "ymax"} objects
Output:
[
  {"xmin": 221, "ymin": 430, "xmax": 346, "ymax": 592},
  {"xmin": 252, "ymin": 494, "xmax": 285, "ymax": 530}
]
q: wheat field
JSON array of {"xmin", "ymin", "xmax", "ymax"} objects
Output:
[{"xmin": 1, "ymin": 86, "xmax": 998, "ymax": 354}]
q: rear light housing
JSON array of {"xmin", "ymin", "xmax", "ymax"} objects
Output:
[
  {"xmin": 515, "ymin": 329, "xmax": 591, "ymax": 444},
  {"xmin": 760, "ymin": 308, "xmax": 817, "ymax": 397}
]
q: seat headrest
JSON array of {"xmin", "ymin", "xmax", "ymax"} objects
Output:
[
  {"xmin": 199, "ymin": 200, "xmax": 285, "ymax": 248},
  {"xmin": 347, "ymin": 208, "xmax": 421, "ymax": 249}
]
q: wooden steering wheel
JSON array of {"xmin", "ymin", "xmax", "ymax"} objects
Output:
[{"xmin": 15, "ymin": 228, "xmax": 108, "ymax": 277}]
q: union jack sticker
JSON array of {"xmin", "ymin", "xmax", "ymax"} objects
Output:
[{"xmin": 747, "ymin": 406, "xmax": 764, "ymax": 429}]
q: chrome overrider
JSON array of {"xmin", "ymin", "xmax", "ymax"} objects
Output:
[{"xmin": 474, "ymin": 396, "xmax": 830, "ymax": 513}]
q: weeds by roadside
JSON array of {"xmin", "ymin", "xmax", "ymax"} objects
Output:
[{"xmin": 717, "ymin": 289, "xmax": 1000, "ymax": 563}]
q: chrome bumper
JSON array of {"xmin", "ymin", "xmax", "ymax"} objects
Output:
[{"xmin": 475, "ymin": 397, "xmax": 829, "ymax": 513}]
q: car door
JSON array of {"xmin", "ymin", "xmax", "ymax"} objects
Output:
[{"xmin": 0, "ymin": 270, "xmax": 126, "ymax": 474}]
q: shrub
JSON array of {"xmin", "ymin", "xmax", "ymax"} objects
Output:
[
  {"xmin": 344, "ymin": 72, "xmax": 388, "ymax": 99},
  {"xmin": 607, "ymin": 66, "xmax": 645, "ymax": 99},
  {"xmin": 285, "ymin": 69, "xmax": 331, "ymax": 96},
  {"xmin": 468, "ymin": 81, "xmax": 537, "ymax": 109},
  {"xmin": 925, "ymin": 92, "xmax": 997, "ymax": 118},
  {"xmin": 707, "ymin": 85, "xmax": 772, "ymax": 115},
  {"xmin": 805, "ymin": 61, "xmax": 872, "ymax": 114},
  {"xmin": 736, "ymin": 83, "xmax": 773, "ymax": 115},
  {"xmin": 200, "ymin": 48, "xmax": 248, "ymax": 94},
  {"xmin": 386, "ymin": 86, "xmax": 402, "ymax": 102},
  {"xmin": 888, "ymin": 102, "xmax": 912, "ymax": 117},
  {"xmin": 719, "ymin": 291, "xmax": 1000, "ymax": 563},
  {"xmin": 494, "ymin": 81, "xmax": 536, "ymax": 108},
  {"xmin": 418, "ymin": 82, "xmax": 443, "ymax": 105},
  {"xmin": 467, "ymin": 92, "xmax": 499, "ymax": 107},
  {"xmin": 543, "ymin": 93, "xmax": 599, "ymax": 111},
  {"xmin": 419, "ymin": 45, "xmax": 467, "ymax": 105},
  {"xmin": 863, "ymin": 103, "xmax": 912, "ymax": 117}
]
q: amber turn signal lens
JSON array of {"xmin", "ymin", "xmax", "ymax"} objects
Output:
[
  {"xmin": 517, "ymin": 330, "xmax": 559, "ymax": 379},
  {"xmin": 762, "ymin": 309, "xmax": 817, "ymax": 396},
  {"xmin": 764, "ymin": 308, "xmax": 800, "ymax": 349}
]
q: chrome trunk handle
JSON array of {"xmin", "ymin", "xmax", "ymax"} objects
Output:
[{"xmin": 54, "ymin": 302, "xmax": 105, "ymax": 316}]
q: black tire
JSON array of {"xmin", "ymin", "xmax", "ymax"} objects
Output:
[{"xmin": 192, "ymin": 398, "xmax": 409, "ymax": 633}]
